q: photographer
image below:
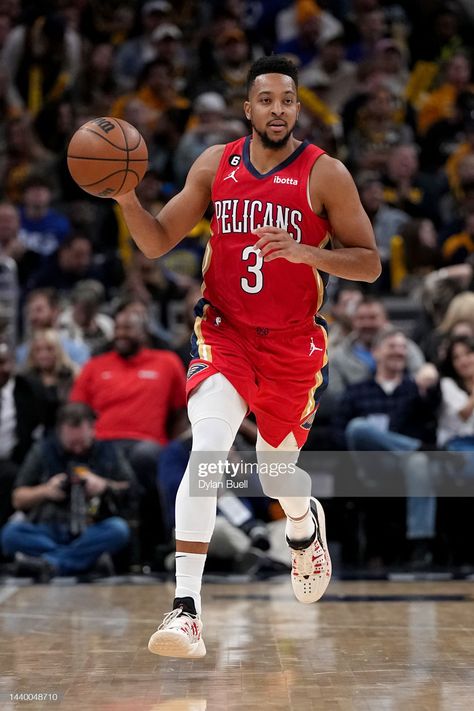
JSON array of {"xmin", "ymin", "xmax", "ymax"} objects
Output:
[{"xmin": 1, "ymin": 403, "xmax": 133, "ymax": 581}]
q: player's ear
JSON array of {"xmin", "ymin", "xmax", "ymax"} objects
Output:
[
  {"xmin": 244, "ymin": 100, "xmax": 251, "ymax": 121},
  {"xmin": 296, "ymin": 100, "xmax": 301, "ymax": 121}
]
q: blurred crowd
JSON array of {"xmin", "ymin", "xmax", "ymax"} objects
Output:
[{"xmin": 1, "ymin": 0, "xmax": 474, "ymax": 579}]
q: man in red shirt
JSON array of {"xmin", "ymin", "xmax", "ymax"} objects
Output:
[{"xmin": 70, "ymin": 305, "xmax": 187, "ymax": 561}]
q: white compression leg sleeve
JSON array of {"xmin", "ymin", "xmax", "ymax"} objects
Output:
[{"xmin": 175, "ymin": 373, "xmax": 248, "ymax": 543}]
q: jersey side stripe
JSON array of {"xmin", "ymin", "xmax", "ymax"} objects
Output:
[
  {"xmin": 193, "ymin": 303, "xmax": 212, "ymax": 362},
  {"xmin": 301, "ymin": 320, "xmax": 329, "ymax": 419}
]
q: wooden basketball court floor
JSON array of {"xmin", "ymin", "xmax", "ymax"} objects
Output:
[{"xmin": 0, "ymin": 578, "xmax": 473, "ymax": 711}]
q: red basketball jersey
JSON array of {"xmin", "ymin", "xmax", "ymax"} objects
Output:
[{"xmin": 203, "ymin": 136, "xmax": 332, "ymax": 329}]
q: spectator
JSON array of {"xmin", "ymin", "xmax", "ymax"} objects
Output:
[
  {"xmin": 328, "ymin": 296, "xmax": 425, "ymax": 400},
  {"xmin": 111, "ymin": 58, "xmax": 190, "ymax": 131},
  {"xmin": 438, "ymin": 335, "xmax": 474, "ymax": 452},
  {"xmin": 74, "ymin": 42, "xmax": 117, "ymax": 116},
  {"xmin": 0, "ymin": 202, "xmax": 21, "ymax": 348},
  {"xmin": 27, "ymin": 232, "xmax": 99, "ymax": 296},
  {"xmin": 17, "ymin": 288, "xmax": 90, "ymax": 367},
  {"xmin": 439, "ymin": 97, "xmax": 474, "ymax": 196},
  {"xmin": 417, "ymin": 51, "xmax": 474, "ymax": 136},
  {"xmin": 275, "ymin": 1, "xmax": 343, "ymax": 67},
  {"xmin": 110, "ymin": 296, "xmax": 170, "ymax": 351},
  {"xmin": 299, "ymin": 33, "xmax": 357, "ymax": 114},
  {"xmin": 173, "ymin": 92, "xmax": 231, "ymax": 187},
  {"xmin": 373, "ymin": 38, "xmax": 409, "ymax": 98},
  {"xmin": 191, "ymin": 27, "xmax": 252, "ymax": 111},
  {"xmin": 1, "ymin": 402, "xmax": 132, "ymax": 581},
  {"xmin": 390, "ymin": 218, "xmax": 443, "ymax": 295},
  {"xmin": 0, "ymin": 341, "xmax": 47, "ymax": 529},
  {"xmin": 347, "ymin": 85, "xmax": 413, "ymax": 173},
  {"xmin": 345, "ymin": 7, "xmax": 388, "ymax": 63},
  {"xmin": 0, "ymin": 116, "xmax": 54, "ymax": 203},
  {"xmin": 150, "ymin": 23, "xmax": 187, "ymax": 90},
  {"xmin": 442, "ymin": 211, "xmax": 474, "ymax": 265},
  {"xmin": 327, "ymin": 282, "xmax": 363, "ymax": 350},
  {"xmin": 333, "ymin": 328, "xmax": 441, "ymax": 566},
  {"xmin": 57, "ymin": 280, "xmax": 114, "ymax": 355},
  {"xmin": 0, "ymin": 202, "xmax": 36, "ymax": 283},
  {"xmin": 70, "ymin": 306, "xmax": 187, "ymax": 560},
  {"xmin": 1, "ymin": 11, "xmax": 82, "ymax": 115},
  {"xmin": 0, "ymin": 12, "xmax": 11, "ymax": 54},
  {"xmin": 23, "ymin": 328, "xmax": 77, "ymax": 428},
  {"xmin": 122, "ymin": 248, "xmax": 189, "ymax": 340},
  {"xmin": 70, "ymin": 306, "xmax": 187, "ymax": 447},
  {"xmin": 113, "ymin": 1, "xmax": 172, "ymax": 92},
  {"xmin": 419, "ymin": 90, "xmax": 474, "ymax": 174},
  {"xmin": 276, "ymin": 0, "xmax": 343, "ymax": 46},
  {"xmin": 18, "ymin": 175, "xmax": 70, "ymax": 265},
  {"xmin": 358, "ymin": 174, "xmax": 410, "ymax": 279},
  {"xmin": 381, "ymin": 144, "xmax": 441, "ymax": 224},
  {"xmin": 34, "ymin": 98, "xmax": 76, "ymax": 156}
]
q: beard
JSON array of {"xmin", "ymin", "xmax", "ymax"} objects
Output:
[
  {"xmin": 114, "ymin": 339, "xmax": 141, "ymax": 358},
  {"xmin": 253, "ymin": 121, "xmax": 295, "ymax": 150}
]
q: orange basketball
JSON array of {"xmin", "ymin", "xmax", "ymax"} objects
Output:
[{"xmin": 67, "ymin": 117, "xmax": 148, "ymax": 198}]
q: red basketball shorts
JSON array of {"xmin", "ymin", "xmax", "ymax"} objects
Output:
[{"xmin": 186, "ymin": 300, "xmax": 329, "ymax": 448}]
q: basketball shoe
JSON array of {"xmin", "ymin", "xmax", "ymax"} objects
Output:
[
  {"xmin": 148, "ymin": 597, "xmax": 206, "ymax": 658},
  {"xmin": 287, "ymin": 497, "xmax": 332, "ymax": 604}
]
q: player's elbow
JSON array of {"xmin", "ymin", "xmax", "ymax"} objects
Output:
[
  {"xmin": 363, "ymin": 251, "xmax": 382, "ymax": 283},
  {"xmin": 141, "ymin": 244, "xmax": 163, "ymax": 260}
]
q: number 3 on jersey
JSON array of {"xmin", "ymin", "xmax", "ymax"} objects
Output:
[{"xmin": 241, "ymin": 245, "xmax": 263, "ymax": 294}]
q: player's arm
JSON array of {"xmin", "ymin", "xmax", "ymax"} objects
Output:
[
  {"xmin": 114, "ymin": 145, "xmax": 224, "ymax": 259},
  {"xmin": 254, "ymin": 155, "xmax": 381, "ymax": 282}
]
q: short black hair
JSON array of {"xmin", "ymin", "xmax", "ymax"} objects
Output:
[
  {"xmin": 56, "ymin": 402, "xmax": 96, "ymax": 427},
  {"xmin": 247, "ymin": 55, "xmax": 298, "ymax": 95}
]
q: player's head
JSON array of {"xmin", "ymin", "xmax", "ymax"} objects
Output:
[{"xmin": 245, "ymin": 55, "xmax": 299, "ymax": 150}]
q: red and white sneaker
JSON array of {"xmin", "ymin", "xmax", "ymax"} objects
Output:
[
  {"xmin": 287, "ymin": 497, "xmax": 332, "ymax": 604},
  {"xmin": 148, "ymin": 599, "xmax": 206, "ymax": 658}
]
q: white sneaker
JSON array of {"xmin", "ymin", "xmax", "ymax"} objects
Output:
[
  {"xmin": 287, "ymin": 497, "xmax": 332, "ymax": 604},
  {"xmin": 148, "ymin": 606, "xmax": 206, "ymax": 658}
]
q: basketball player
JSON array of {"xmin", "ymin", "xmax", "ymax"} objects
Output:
[{"xmin": 114, "ymin": 56, "xmax": 381, "ymax": 658}]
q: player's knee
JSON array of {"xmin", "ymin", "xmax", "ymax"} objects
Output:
[{"xmin": 191, "ymin": 417, "xmax": 235, "ymax": 453}]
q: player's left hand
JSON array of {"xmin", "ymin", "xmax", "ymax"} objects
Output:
[{"xmin": 253, "ymin": 226, "xmax": 306, "ymax": 263}]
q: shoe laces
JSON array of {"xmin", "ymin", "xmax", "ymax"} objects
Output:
[
  {"xmin": 292, "ymin": 533, "xmax": 326, "ymax": 578},
  {"xmin": 158, "ymin": 607, "xmax": 198, "ymax": 632},
  {"xmin": 293, "ymin": 545, "xmax": 316, "ymax": 577}
]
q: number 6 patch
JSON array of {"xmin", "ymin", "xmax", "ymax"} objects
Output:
[{"xmin": 229, "ymin": 154, "xmax": 241, "ymax": 167}]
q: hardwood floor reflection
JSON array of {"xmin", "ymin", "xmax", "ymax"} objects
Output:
[{"xmin": 0, "ymin": 579, "xmax": 473, "ymax": 710}]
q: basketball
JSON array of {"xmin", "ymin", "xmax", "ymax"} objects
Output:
[{"xmin": 67, "ymin": 117, "xmax": 148, "ymax": 198}]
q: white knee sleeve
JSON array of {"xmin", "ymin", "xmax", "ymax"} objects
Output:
[
  {"xmin": 188, "ymin": 372, "xmax": 247, "ymax": 431},
  {"xmin": 175, "ymin": 374, "xmax": 248, "ymax": 543}
]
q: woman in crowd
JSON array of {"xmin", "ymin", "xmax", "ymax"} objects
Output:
[
  {"xmin": 438, "ymin": 335, "xmax": 474, "ymax": 452},
  {"xmin": 23, "ymin": 328, "xmax": 78, "ymax": 428}
]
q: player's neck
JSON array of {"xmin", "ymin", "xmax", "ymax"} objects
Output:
[{"xmin": 249, "ymin": 134, "xmax": 301, "ymax": 174}]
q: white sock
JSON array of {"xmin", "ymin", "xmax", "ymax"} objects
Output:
[
  {"xmin": 175, "ymin": 552, "xmax": 206, "ymax": 615},
  {"xmin": 285, "ymin": 504, "xmax": 315, "ymax": 542}
]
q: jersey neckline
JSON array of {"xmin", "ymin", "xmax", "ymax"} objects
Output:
[{"xmin": 242, "ymin": 135, "xmax": 309, "ymax": 179}]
